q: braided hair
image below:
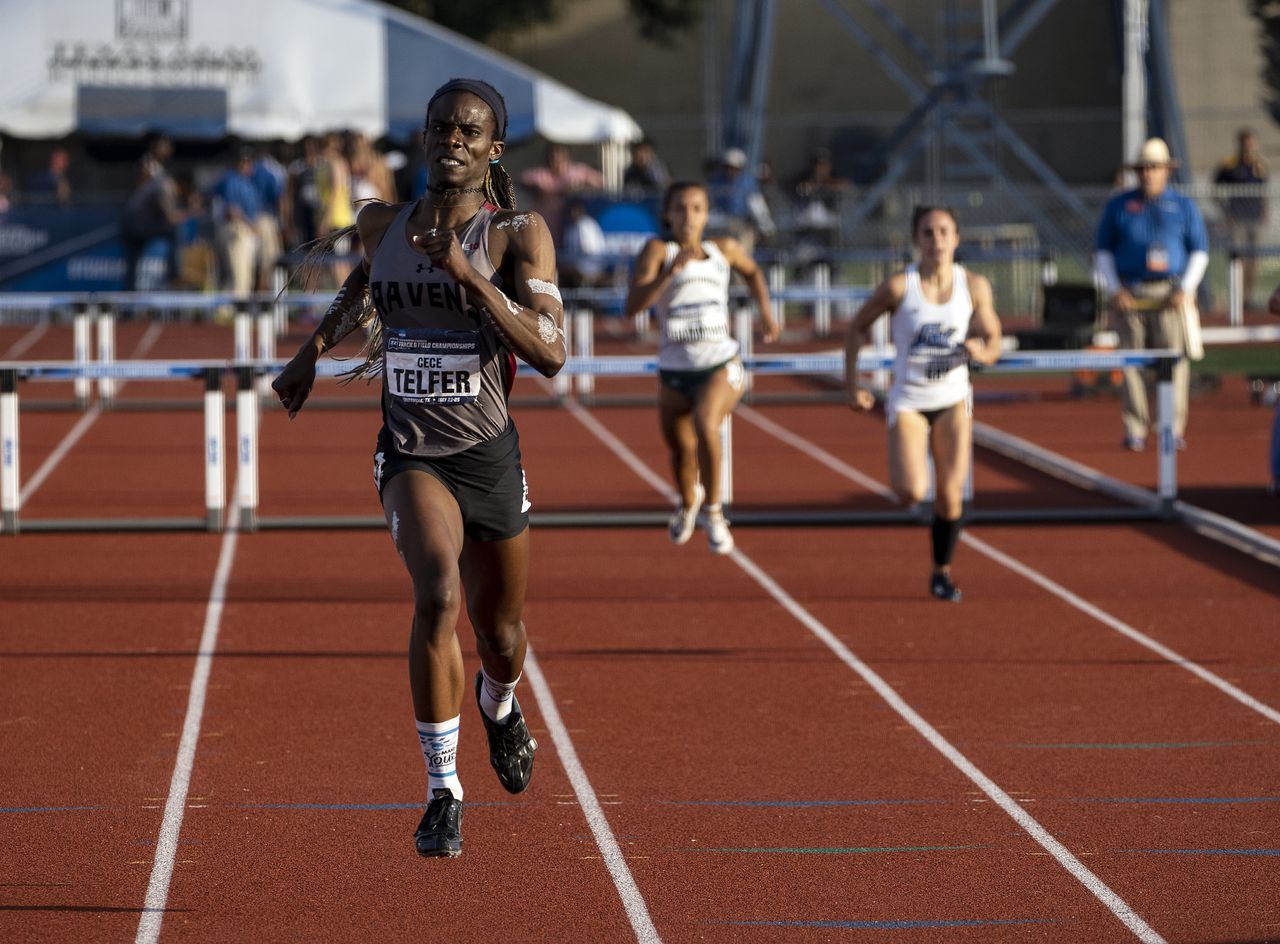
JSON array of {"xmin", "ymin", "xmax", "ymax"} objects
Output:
[{"xmin": 485, "ymin": 160, "xmax": 517, "ymax": 210}]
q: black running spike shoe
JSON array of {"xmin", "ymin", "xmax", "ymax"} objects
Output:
[
  {"xmin": 475, "ymin": 672, "xmax": 537, "ymax": 794},
  {"xmin": 930, "ymin": 571, "xmax": 963, "ymax": 602},
  {"xmin": 414, "ymin": 788, "xmax": 463, "ymax": 858}
]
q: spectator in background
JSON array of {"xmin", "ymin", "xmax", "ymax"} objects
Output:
[
  {"xmin": 172, "ymin": 173, "xmax": 217, "ymax": 291},
  {"xmin": 250, "ymin": 146, "xmax": 286, "ymax": 290},
  {"xmin": 519, "ymin": 142, "xmax": 604, "ymax": 242},
  {"xmin": 382, "ymin": 149, "xmax": 409, "ymax": 202},
  {"xmin": 791, "ymin": 146, "xmax": 851, "ymax": 252},
  {"xmin": 316, "ymin": 132, "xmax": 355, "ymax": 284},
  {"xmin": 211, "ymin": 148, "xmax": 264, "ymax": 299},
  {"xmin": 0, "ymin": 174, "xmax": 12, "ymax": 214},
  {"xmin": 1094, "ymin": 137, "xmax": 1208, "ymax": 452},
  {"xmin": 622, "ymin": 138, "xmax": 669, "ymax": 196},
  {"xmin": 317, "ymin": 132, "xmax": 354, "ymax": 236},
  {"xmin": 706, "ymin": 147, "xmax": 775, "ymax": 250},
  {"xmin": 27, "ymin": 147, "xmax": 73, "ymax": 207},
  {"xmin": 1215, "ymin": 127, "xmax": 1268, "ymax": 308},
  {"xmin": 559, "ymin": 198, "xmax": 609, "ymax": 288},
  {"xmin": 348, "ymin": 133, "xmax": 397, "ymax": 206},
  {"xmin": 284, "ymin": 135, "xmax": 323, "ymax": 248},
  {"xmin": 120, "ymin": 148, "xmax": 183, "ymax": 291}
]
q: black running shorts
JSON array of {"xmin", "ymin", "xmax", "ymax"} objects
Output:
[
  {"xmin": 658, "ymin": 358, "xmax": 737, "ymax": 400},
  {"xmin": 373, "ymin": 421, "xmax": 530, "ymax": 541}
]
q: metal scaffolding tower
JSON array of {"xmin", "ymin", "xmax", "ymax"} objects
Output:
[{"xmin": 716, "ymin": 0, "xmax": 1187, "ymax": 252}]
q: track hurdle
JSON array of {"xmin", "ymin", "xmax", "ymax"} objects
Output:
[
  {"xmin": 0, "ymin": 350, "xmax": 1185, "ymax": 533},
  {"xmin": 235, "ymin": 367, "xmax": 259, "ymax": 531},
  {"xmin": 72, "ymin": 302, "xmax": 93, "ymax": 407},
  {"xmin": 204, "ymin": 368, "xmax": 226, "ymax": 532},
  {"xmin": 573, "ymin": 309, "xmax": 594, "ymax": 398},
  {"xmin": 0, "ymin": 361, "xmax": 227, "ymax": 534},
  {"xmin": 95, "ymin": 305, "xmax": 116, "ymax": 406},
  {"xmin": 1, "ymin": 369, "xmax": 18, "ymax": 534}
]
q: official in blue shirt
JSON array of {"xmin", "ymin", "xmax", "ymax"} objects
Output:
[
  {"xmin": 212, "ymin": 150, "xmax": 264, "ymax": 298},
  {"xmin": 1094, "ymin": 137, "xmax": 1208, "ymax": 452}
]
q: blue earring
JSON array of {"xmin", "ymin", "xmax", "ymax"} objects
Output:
[{"xmin": 489, "ymin": 159, "xmax": 500, "ymax": 165}]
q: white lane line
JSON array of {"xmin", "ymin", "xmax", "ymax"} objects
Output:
[
  {"xmin": 19, "ymin": 322, "xmax": 164, "ymax": 506},
  {"xmin": 963, "ymin": 534, "xmax": 1280, "ymax": 726},
  {"xmin": 735, "ymin": 406, "xmax": 896, "ymax": 501},
  {"xmin": 135, "ymin": 486, "xmax": 240, "ymax": 944},
  {"xmin": 568, "ymin": 401, "xmax": 1165, "ymax": 944},
  {"xmin": 563, "ymin": 398, "xmax": 675, "ymax": 500},
  {"xmin": 523, "ymin": 648, "xmax": 662, "ymax": 944},
  {"xmin": 2, "ymin": 320, "xmax": 51, "ymax": 359},
  {"xmin": 533, "ymin": 381, "xmax": 664, "ymax": 943},
  {"xmin": 729, "ymin": 550, "xmax": 1164, "ymax": 943},
  {"xmin": 20, "ymin": 407, "xmax": 101, "ymax": 505},
  {"xmin": 736, "ymin": 405, "xmax": 1280, "ymax": 729}
]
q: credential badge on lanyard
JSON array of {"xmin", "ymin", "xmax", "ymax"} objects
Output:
[{"xmin": 1147, "ymin": 242, "xmax": 1170, "ymax": 273}]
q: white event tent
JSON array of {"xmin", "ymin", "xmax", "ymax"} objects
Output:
[{"xmin": 0, "ymin": 0, "xmax": 642, "ymax": 184}]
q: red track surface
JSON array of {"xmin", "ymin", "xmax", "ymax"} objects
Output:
[{"xmin": 2, "ymin": 319, "xmax": 1279, "ymax": 943}]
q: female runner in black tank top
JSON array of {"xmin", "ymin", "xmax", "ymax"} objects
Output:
[{"xmin": 272, "ymin": 80, "xmax": 565, "ymax": 858}]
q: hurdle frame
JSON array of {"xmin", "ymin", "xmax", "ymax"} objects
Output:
[{"xmin": 0, "ymin": 349, "xmax": 1186, "ymax": 535}]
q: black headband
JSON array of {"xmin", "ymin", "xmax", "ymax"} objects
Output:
[{"xmin": 427, "ymin": 79, "xmax": 507, "ymax": 141}]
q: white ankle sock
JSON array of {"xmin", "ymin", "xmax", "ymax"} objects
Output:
[
  {"xmin": 415, "ymin": 717, "xmax": 462, "ymax": 800},
  {"xmin": 479, "ymin": 668, "xmax": 519, "ymax": 723}
]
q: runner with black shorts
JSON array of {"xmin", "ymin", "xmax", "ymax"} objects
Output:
[
  {"xmin": 845, "ymin": 206, "xmax": 1002, "ymax": 602},
  {"xmin": 273, "ymin": 78, "xmax": 564, "ymax": 858},
  {"xmin": 624, "ymin": 181, "xmax": 779, "ymax": 554}
]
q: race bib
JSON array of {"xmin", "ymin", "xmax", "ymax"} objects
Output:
[
  {"xmin": 385, "ymin": 328, "xmax": 481, "ymax": 404},
  {"xmin": 908, "ymin": 322, "xmax": 965, "ymax": 383},
  {"xmin": 667, "ymin": 301, "xmax": 730, "ymax": 344}
]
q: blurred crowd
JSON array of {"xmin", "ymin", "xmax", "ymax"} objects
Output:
[
  {"xmin": 0, "ymin": 132, "xmax": 872, "ymax": 297},
  {"xmin": 115, "ymin": 131, "xmax": 408, "ymax": 296},
  {"xmin": 0, "ymin": 129, "xmax": 1271, "ymax": 304}
]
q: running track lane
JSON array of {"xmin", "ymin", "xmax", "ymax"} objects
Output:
[
  {"xmin": 519, "ymin": 398, "xmax": 1280, "ymax": 941},
  {"xmin": 2, "ymin": 388, "xmax": 1280, "ymax": 936},
  {"xmin": 0, "ymin": 533, "xmax": 227, "ymax": 942}
]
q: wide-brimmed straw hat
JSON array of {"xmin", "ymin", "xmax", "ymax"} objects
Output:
[{"xmin": 1127, "ymin": 137, "xmax": 1178, "ymax": 168}]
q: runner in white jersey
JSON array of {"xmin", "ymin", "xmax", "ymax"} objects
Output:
[
  {"xmin": 272, "ymin": 79, "xmax": 564, "ymax": 859},
  {"xmin": 844, "ymin": 206, "xmax": 1002, "ymax": 601},
  {"xmin": 625, "ymin": 181, "xmax": 779, "ymax": 554}
]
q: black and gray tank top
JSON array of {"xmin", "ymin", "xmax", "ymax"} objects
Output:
[{"xmin": 369, "ymin": 201, "xmax": 516, "ymax": 457}]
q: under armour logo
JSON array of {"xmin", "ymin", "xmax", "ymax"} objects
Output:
[{"xmin": 416, "ymin": 262, "xmax": 433, "ymax": 273}]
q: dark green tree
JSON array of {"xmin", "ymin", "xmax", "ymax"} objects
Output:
[
  {"xmin": 1251, "ymin": 0, "xmax": 1280, "ymax": 124},
  {"xmin": 628, "ymin": 0, "xmax": 706, "ymax": 43},
  {"xmin": 388, "ymin": 0, "xmax": 561, "ymax": 41},
  {"xmin": 381, "ymin": 0, "xmax": 705, "ymax": 45}
]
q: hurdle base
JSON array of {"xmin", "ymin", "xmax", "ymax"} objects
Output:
[{"xmin": 16, "ymin": 517, "xmax": 210, "ymax": 533}]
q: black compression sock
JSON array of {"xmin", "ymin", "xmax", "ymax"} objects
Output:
[{"xmin": 930, "ymin": 514, "xmax": 963, "ymax": 569}]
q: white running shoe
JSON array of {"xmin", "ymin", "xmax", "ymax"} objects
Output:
[
  {"xmin": 668, "ymin": 483, "xmax": 704, "ymax": 545},
  {"xmin": 703, "ymin": 504, "xmax": 734, "ymax": 555}
]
